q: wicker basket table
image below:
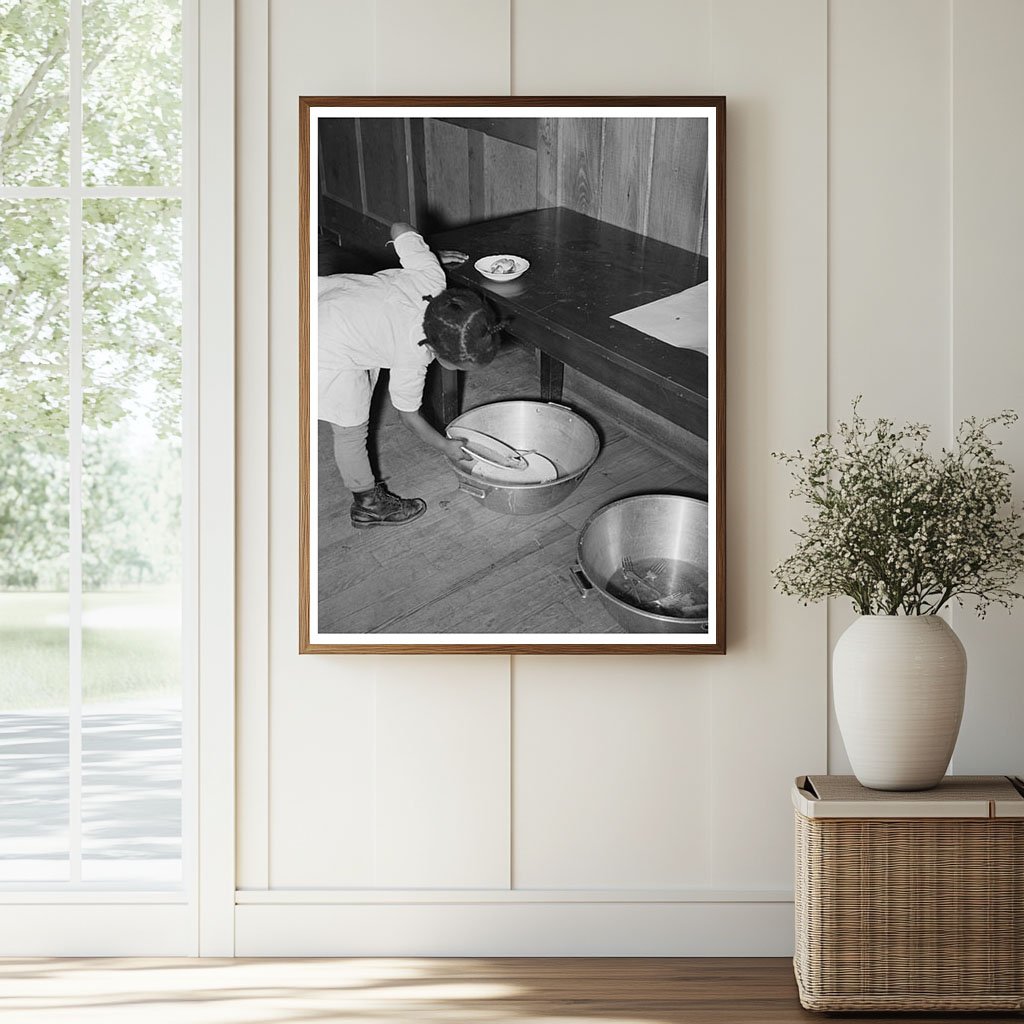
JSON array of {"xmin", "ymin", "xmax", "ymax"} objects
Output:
[{"xmin": 793, "ymin": 774, "xmax": 1024, "ymax": 1012}]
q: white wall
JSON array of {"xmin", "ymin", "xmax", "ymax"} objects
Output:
[{"xmin": 233, "ymin": 0, "xmax": 1024, "ymax": 955}]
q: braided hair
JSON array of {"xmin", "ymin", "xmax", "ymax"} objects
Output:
[{"xmin": 420, "ymin": 287, "xmax": 506, "ymax": 367}]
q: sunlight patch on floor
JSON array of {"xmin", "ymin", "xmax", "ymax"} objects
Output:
[{"xmin": 0, "ymin": 958, "xmax": 679, "ymax": 1024}]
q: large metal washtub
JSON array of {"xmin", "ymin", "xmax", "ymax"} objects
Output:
[
  {"xmin": 573, "ymin": 494, "xmax": 710, "ymax": 634},
  {"xmin": 448, "ymin": 400, "xmax": 600, "ymax": 516}
]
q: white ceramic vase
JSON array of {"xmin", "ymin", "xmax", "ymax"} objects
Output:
[{"xmin": 833, "ymin": 615, "xmax": 967, "ymax": 791}]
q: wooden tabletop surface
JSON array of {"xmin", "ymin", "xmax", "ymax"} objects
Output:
[{"xmin": 431, "ymin": 207, "xmax": 710, "ymax": 405}]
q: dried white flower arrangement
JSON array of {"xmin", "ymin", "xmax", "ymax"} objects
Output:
[{"xmin": 772, "ymin": 401, "xmax": 1024, "ymax": 616}]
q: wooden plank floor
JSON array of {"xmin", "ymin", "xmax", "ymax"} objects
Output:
[
  {"xmin": 317, "ymin": 343, "xmax": 707, "ymax": 634},
  {"xmin": 1, "ymin": 956, "xmax": 1019, "ymax": 1022}
]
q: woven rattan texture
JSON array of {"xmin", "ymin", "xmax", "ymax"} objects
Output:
[
  {"xmin": 794, "ymin": 812, "xmax": 1024, "ymax": 1011},
  {"xmin": 805, "ymin": 774, "xmax": 1023, "ymax": 804}
]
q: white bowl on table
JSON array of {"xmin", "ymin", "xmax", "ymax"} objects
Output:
[{"xmin": 474, "ymin": 254, "xmax": 530, "ymax": 282}]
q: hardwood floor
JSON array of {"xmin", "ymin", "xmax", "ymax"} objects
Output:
[
  {"xmin": 316, "ymin": 342, "xmax": 707, "ymax": 635},
  {"xmin": 1, "ymin": 957, "xmax": 1018, "ymax": 1022}
]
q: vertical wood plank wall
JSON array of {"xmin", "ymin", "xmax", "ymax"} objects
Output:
[
  {"xmin": 235, "ymin": 0, "xmax": 1024, "ymax": 955},
  {"xmin": 424, "ymin": 119, "xmax": 470, "ymax": 227},
  {"xmin": 319, "ymin": 116, "xmax": 710, "ymax": 254}
]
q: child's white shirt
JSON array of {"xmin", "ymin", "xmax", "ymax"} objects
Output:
[{"xmin": 318, "ymin": 230, "xmax": 445, "ymax": 424}]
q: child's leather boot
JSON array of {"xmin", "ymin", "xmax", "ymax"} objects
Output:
[{"xmin": 350, "ymin": 483, "xmax": 427, "ymax": 528}]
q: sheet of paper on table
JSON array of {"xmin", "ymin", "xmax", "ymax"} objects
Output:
[{"xmin": 610, "ymin": 280, "xmax": 708, "ymax": 353}]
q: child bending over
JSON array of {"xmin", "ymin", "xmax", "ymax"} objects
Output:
[{"xmin": 318, "ymin": 221, "xmax": 502, "ymax": 528}]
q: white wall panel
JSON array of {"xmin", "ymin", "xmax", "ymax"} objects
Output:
[
  {"xmin": 512, "ymin": 0, "xmax": 711, "ymax": 94},
  {"xmin": 264, "ymin": 0, "xmax": 375, "ymax": 889},
  {"xmin": 706, "ymin": 0, "xmax": 828, "ymax": 889},
  {"xmin": 828, "ymin": 0, "xmax": 951, "ymax": 427},
  {"xmin": 270, "ymin": 659, "xmax": 512, "ymax": 889},
  {"xmin": 375, "ymin": 0, "xmax": 511, "ymax": 95},
  {"xmin": 374, "ymin": 661, "xmax": 510, "ymax": 888},
  {"xmin": 513, "ymin": 657, "xmax": 712, "ymax": 889},
  {"xmin": 228, "ymin": 0, "xmax": 1024, "ymax": 955},
  {"xmin": 826, "ymin": 0, "xmax": 952, "ymax": 773},
  {"xmin": 269, "ymin": 669, "xmax": 377, "ymax": 886},
  {"xmin": 510, "ymin": 0, "xmax": 827, "ymax": 899},
  {"xmin": 264, "ymin": 0, "xmax": 514, "ymax": 893},
  {"xmin": 508, "ymin": 0, "xmax": 717, "ymax": 897},
  {"xmin": 236, "ymin": 0, "xmax": 270, "ymax": 894},
  {"xmin": 949, "ymin": 0, "xmax": 1024, "ymax": 777}
]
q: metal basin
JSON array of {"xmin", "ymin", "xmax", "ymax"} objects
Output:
[
  {"xmin": 448, "ymin": 401, "xmax": 600, "ymax": 515},
  {"xmin": 575, "ymin": 494, "xmax": 709, "ymax": 634}
]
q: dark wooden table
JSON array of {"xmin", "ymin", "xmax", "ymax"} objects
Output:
[{"xmin": 430, "ymin": 206, "xmax": 710, "ymax": 438}]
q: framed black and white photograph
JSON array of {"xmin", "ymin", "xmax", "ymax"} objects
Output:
[{"xmin": 299, "ymin": 97, "xmax": 725, "ymax": 653}]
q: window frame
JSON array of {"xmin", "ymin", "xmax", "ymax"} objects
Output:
[{"xmin": 0, "ymin": 0, "xmax": 235, "ymax": 955}]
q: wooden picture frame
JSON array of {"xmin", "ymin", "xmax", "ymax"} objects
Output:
[{"xmin": 300, "ymin": 97, "xmax": 725, "ymax": 653}]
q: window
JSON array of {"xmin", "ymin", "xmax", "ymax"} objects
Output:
[{"xmin": 0, "ymin": 0, "xmax": 192, "ymax": 889}]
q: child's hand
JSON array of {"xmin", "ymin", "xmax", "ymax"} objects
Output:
[
  {"xmin": 438, "ymin": 250, "xmax": 469, "ymax": 266},
  {"xmin": 389, "ymin": 221, "xmax": 415, "ymax": 241},
  {"xmin": 443, "ymin": 438, "xmax": 474, "ymax": 464}
]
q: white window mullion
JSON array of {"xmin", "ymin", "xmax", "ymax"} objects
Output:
[
  {"xmin": 0, "ymin": 186, "xmax": 183, "ymax": 199},
  {"xmin": 0, "ymin": 187, "xmax": 69, "ymax": 198},
  {"xmin": 67, "ymin": 0, "xmax": 83, "ymax": 885}
]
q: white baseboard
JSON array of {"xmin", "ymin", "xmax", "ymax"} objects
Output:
[
  {"xmin": 235, "ymin": 898, "xmax": 795, "ymax": 957},
  {"xmin": 0, "ymin": 904, "xmax": 196, "ymax": 956}
]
